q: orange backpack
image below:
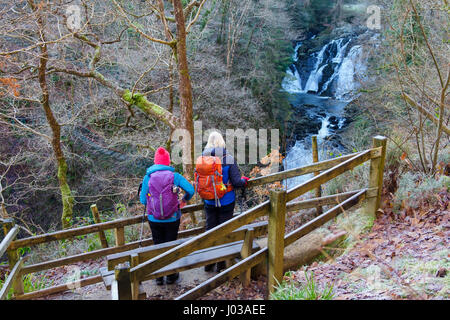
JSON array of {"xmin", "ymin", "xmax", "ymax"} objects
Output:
[{"xmin": 194, "ymin": 155, "xmax": 233, "ymax": 206}]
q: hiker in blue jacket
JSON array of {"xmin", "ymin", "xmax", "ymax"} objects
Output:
[
  {"xmin": 139, "ymin": 147, "xmax": 195, "ymax": 285},
  {"xmin": 201, "ymin": 132, "xmax": 249, "ymax": 273}
]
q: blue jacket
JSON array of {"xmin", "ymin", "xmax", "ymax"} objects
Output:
[
  {"xmin": 202, "ymin": 147, "xmax": 246, "ymax": 207},
  {"xmin": 140, "ymin": 164, "xmax": 195, "ymax": 223}
]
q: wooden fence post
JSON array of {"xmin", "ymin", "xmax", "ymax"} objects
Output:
[
  {"xmin": 239, "ymin": 227, "xmax": 254, "ymax": 287},
  {"xmin": 2, "ymin": 219, "xmax": 24, "ymax": 296},
  {"xmin": 90, "ymin": 204, "xmax": 108, "ymax": 248},
  {"xmin": 115, "ymin": 227, "xmax": 125, "ymax": 247},
  {"xmin": 130, "ymin": 253, "xmax": 140, "ymax": 300},
  {"xmin": 114, "ymin": 263, "xmax": 132, "ymax": 300},
  {"xmin": 267, "ymin": 189, "xmax": 286, "ymax": 298},
  {"xmin": 311, "ymin": 135, "xmax": 322, "ymax": 215},
  {"xmin": 366, "ymin": 136, "xmax": 387, "ymax": 218}
]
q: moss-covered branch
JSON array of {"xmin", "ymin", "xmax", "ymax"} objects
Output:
[{"xmin": 122, "ymin": 90, "xmax": 179, "ymax": 129}]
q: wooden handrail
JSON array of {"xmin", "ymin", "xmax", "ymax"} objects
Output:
[
  {"xmin": 176, "ymin": 189, "xmax": 367, "ymax": 300},
  {"xmin": 130, "ymin": 149, "xmax": 377, "ymax": 281},
  {"xmin": 0, "ymin": 225, "xmax": 19, "ymax": 258},
  {"xmin": 130, "ymin": 201, "xmax": 270, "ymax": 281},
  {"xmin": 8, "ymin": 204, "xmax": 203, "ymax": 250},
  {"xmin": 284, "ymin": 189, "xmax": 367, "ymax": 246},
  {"xmin": 14, "ymin": 275, "xmax": 103, "ymax": 300},
  {"xmin": 286, "ymin": 149, "xmax": 375, "ymax": 202},
  {"xmin": 7, "ymin": 149, "xmax": 381, "ymax": 251},
  {"xmin": 246, "ymin": 147, "xmax": 381, "ymax": 188},
  {"xmin": 0, "ymin": 255, "xmax": 28, "ymax": 300}
]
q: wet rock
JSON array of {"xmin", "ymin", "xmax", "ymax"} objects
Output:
[{"xmin": 328, "ymin": 116, "xmax": 339, "ymax": 124}]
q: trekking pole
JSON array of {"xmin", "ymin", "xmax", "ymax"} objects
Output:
[
  {"xmin": 137, "ymin": 182, "xmax": 146, "ymax": 248},
  {"xmin": 138, "ymin": 211, "xmax": 146, "ymax": 248}
]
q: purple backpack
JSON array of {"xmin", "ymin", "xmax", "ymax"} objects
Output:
[{"xmin": 146, "ymin": 170, "xmax": 179, "ymax": 220}]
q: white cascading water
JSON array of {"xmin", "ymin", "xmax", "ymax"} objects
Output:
[
  {"xmin": 335, "ymin": 45, "xmax": 365, "ymax": 100},
  {"xmin": 281, "ymin": 67, "xmax": 303, "ymax": 93},
  {"xmin": 303, "ymin": 45, "xmax": 328, "ymax": 93},
  {"xmin": 281, "ymin": 37, "xmax": 365, "ymax": 189},
  {"xmin": 281, "ymin": 42, "xmax": 303, "ymax": 93},
  {"xmin": 319, "ymin": 38, "xmax": 351, "ymax": 95}
]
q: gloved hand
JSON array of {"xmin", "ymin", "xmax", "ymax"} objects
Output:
[
  {"xmin": 241, "ymin": 176, "xmax": 250, "ymax": 186},
  {"xmin": 180, "ymin": 199, "xmax": 187, "ymax": 209}
]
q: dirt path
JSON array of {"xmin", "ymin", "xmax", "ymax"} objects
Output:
[{"xmin": 283, "ymin": 190, "xmax": 450, "ymax": 300}]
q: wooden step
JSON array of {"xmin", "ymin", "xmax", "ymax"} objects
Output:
[
  {"xmin": 101, "ymin": 240, "xmax": 260, "ymax": 290},
  {"xmin": 106, "ymin": 221, "xmax": 268, "ymax": 271}
]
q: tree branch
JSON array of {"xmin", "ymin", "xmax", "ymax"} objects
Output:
[{"xmin": 401, "ymin": 92, "xmax": 450, "ymax": 135}]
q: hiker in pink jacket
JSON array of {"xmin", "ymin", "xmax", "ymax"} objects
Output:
[{"xmin": 139, "ymin": 147, "xmax": 194, "ymax": 285}]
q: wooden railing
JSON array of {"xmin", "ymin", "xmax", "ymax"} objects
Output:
[
  {"xmin": 112, "ymin": 136, "xmax": 387, "ymax": 300},
  {"xmin": 1, "ymin": 219, "xmax": 26, "ymax": 300},
  {"xmin": 0, "ymin": 135, "xmax": 387, "ymax": 300}
]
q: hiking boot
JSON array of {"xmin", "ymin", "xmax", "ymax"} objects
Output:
[
  {"xmin": 156, "ymin": 277, "xmax": 164, "ymax": 286},
  {"xmin": 204, "ymin": 263, "xmax": 215, "ymax": 272},
  {"xmin": 166, "ymin": 273, "xmax": 179, "ymax": 284},
  {"xmin": 216, "ymin": 261, "xmax": 226, "ymax": 273}
]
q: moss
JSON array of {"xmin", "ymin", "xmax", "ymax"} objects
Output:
[
  {"xmin": 57, "ymin": 158, "xmax": 75, "ymax": 229},
  {"xmin": 122, "ymin": 90, "xmax": 167, "ymax": 118}
]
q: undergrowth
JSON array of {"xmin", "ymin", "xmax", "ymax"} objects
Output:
[
  {"xmin": 0, "ymin": 273, "xmax": 52, "ymax": 300},
  {"xmin": 270, "ymin": 271, "xmax": 334, "ymax": 300}
]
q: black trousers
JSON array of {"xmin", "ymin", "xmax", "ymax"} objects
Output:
[
  {"xmin": 204, "ymin": 202, "xmax": 235, "ymax": 271},
  {"xmin": 148, "ymin": 219, "xmax": 180, "ymax": 244},
  {"xmin": 204, "ymin": 202, "xmax": 235, "ymax": 231},
  {"xmin": 148, "ymin": 219, "xmax": 180, "ymax": 281}
]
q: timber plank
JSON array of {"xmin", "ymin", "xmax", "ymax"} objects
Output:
[
  {"xmin": 103, "ymin": 241, "xmax": 259, "ymax": 290},
  {"xmin": 20, "ymin": 226, "xmax": 205, "ymax": 275},
  {"xmin": 107, "ymin": 221, "xmax": 268, "ymax": 271},
  {"xmin": 145, "ymin": 241, "xmax": 260, "ymax": 281},
  {"xmin": 177, "ymin": 189, "xmax": 367, "ymax": 300},
  {"xmin": 286, "ymin": 149, "xmax": 373, "ymax": 202},
  {"xmin": 130, "ymin": 202, "xmax": 269, "ymax": 281}
]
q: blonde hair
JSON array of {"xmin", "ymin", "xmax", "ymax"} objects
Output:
[{"xmin": 205, "ymin": 131, "xmax": 226, "ymax": 149}]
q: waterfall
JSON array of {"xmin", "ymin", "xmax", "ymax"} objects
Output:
[
  {"xmin": 303, "ymin": 44, "xmax": 329, "ymax": 93},
  {"xmin": 281, "ymin": 42, "xmax": 303, "ymax": 94},
  {"xmin": 319, "ymin": 38, "xmax": 351, "ymax": 95},
  {"xmin": 282, "ymin": 35, "xmax": 367, "ymax": 189},
  {"xmin": 281, "ymin": 66, "xmax": 303, "ymax": 93},
  {"xmin": 335, "ymin": 45, "xmax": 365, "ymax": 100}
]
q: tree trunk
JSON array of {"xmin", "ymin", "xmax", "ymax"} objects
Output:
[
  {"xmin": 431, "ymin": 88, "xmax": 446, "ymax": 173},
  {"xmin": 35, "ymin": 5, "xmax": 74, "ymax": 229},
  {"xmin": 172, "ymin": 0, "xmax": 194, "ymax": 179}
]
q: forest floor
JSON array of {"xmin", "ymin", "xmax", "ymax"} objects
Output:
[
  {"xmin": 201, "ymin": 189, "xmax": 449, "ymax": 300},
  {"xmin": 31, "ymin": 190, "xmax": 449, "ymax": 300}
]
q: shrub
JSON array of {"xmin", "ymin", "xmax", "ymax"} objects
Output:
[{"xmin": 394, "ymin": 172, "xmax": 449, "ymax": 209}]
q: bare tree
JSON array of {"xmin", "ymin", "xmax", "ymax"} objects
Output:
[
  {"xmin": 0, "ymin": 1, "xmax": 212, "ymax": 228},
  {"xmin": 386, "ymin": 0, "xmax": 449, "ymax": 174},
  {"xmin": 0, "ymin": 1, "xmax": 78, "ymax": 228}
]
